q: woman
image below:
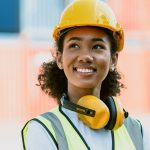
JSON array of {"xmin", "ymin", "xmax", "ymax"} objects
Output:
[{"xmin": 22, "ymin": 0, "xmax": 150, "ymax": 149}]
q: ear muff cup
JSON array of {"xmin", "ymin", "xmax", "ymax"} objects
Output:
[
  {"xmin": 77, "ymin": 95, "xmax": 110, "ymax": 129},
  {"xmin": 61, "ymin": 94, "xmax": 124, "ymax": 130},
  {"xmin": 103, "ymin": 96, "xmax": 124, "ymax": 130}
]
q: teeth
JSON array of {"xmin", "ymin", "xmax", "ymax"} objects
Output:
[{"xmin": 77, "ymin": 68, "xmax": 94, "ymax": 73}]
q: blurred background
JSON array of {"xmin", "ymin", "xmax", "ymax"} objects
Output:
[{"xmin": 0, "ymin": 0, "xmax": 150, "ymax": 149}]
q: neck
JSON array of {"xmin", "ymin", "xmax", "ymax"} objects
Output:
[{"xmin": 67, "ymin": 85, "xmax": 101, "ymax": 103}]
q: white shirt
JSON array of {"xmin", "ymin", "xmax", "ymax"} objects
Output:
[{"xmin": 26, "ymin": 107, "xmax": 150, "ymax": 150}]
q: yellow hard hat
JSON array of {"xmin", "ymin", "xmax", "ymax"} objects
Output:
[{"xmin": 53, "ymin": 0, "xmax": 124, "ymax": 51}]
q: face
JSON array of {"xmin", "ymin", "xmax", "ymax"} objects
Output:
[{"xmin": 56, "ymin": 27, "xmax": 117, "ymax": 97}]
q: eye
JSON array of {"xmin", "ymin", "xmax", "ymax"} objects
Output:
[
  {"xmin": 92, "ymin": 44, "xmax": 105, "ymax": 50},
  {"xmin": 69, "ymin": 43, "xmax": 80, "ymax": 49}
]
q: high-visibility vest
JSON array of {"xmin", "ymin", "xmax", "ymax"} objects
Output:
[{"xmin": 22, "ymin": 106, "xmax": 143, "ymax": 150}]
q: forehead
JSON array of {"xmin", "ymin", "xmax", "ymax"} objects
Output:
[{"xmin": 64, "ymin": 27, "xmax": 110, "ymax": 41}]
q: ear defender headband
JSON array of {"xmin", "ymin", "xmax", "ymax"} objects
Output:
[{"xmin": 61, "ymin": 94, "xmax": 127, "ymax": 130}]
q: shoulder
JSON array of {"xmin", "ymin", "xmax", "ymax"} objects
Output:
[
  {"xmin": 124, "ymin": 116, "xmax": 150, "ymax": 150},
  {"xmin": 23, "ymin": 119, "xmax": 58, "ymax": 150},
  {"xmin": 143, "ymin": 125, "xmax": 150, "ymax": 150},
  {"xmin": 136, "ymin": 117, "xmax": 150, "ymax": 150},
  {"xmin": 123, "ymin": 116, "xmax": 144, "ymax": 149},
  {"xmin": 22, "ymin": 107, "xmax": 60, "ymax": 150},
  {"xmin": 124, "ymin": 116, "xmax": 143, "ymax": 138},
  {"xmin": 26, "ymin": 120, "xmax": 52, "ymax": 138},
  {"xmin": 124, "ymin": 116, "xmax": 143, "ymax": 130}
]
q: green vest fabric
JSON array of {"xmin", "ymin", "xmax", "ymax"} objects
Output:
[{"xmin": 22, "ymin": 106, "xmax": 143, "ymax": 150}]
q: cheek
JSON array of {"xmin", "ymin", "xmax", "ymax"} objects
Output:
[
  {"xmin": 97, "ymin": 52, "xmax": 111, "ymax": 67},
  {"xmin": 61, "ymin": 51, "xmax": 75, "ymax": 76},
  {"xmin": 62, "ymin": 52, "xmax": 72, "ymax": 67},
  {"xmin": 96, "ymin": 54, "xmax": 111, "ymax": 76},
  {"xmin": 62, "ymin": 49, "xmax": 77, "ymax": 66}
]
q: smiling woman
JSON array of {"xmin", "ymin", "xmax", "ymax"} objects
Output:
[
  {"xmin": 41, "ymin": 26, "xmax": 122, "ymax": 101},
  {"xmin": 21, "ymin": 0, "xmax": 150, "ymax": 149},
  {"xmin": 56, "ymin": 27, "xmax": 116, "ymax": 100}
]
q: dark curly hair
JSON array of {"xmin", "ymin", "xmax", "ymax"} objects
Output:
[{"xmin": 37, "ymin": 27, "xmax": 124, "ymax": 103}]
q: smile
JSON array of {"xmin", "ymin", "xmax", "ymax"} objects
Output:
[{"xmin": 74, "ymin": 67, "xmax": 96, "ymax": 73}]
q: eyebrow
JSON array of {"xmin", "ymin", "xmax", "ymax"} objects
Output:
[
  {"xmin": 67, "ymin": 37, "xmax": 106, "ymax": 43},
  {"xmin": 91, "ymin": 38, "xmax": 105, "ymax": 43},
  {"xmin": 67, "ymin": 37, "xmax": 82, "ymax": 42}
]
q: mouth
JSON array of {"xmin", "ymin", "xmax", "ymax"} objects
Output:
[{"xmin": 73, "ymin": 67, "xmax": 96, "ymax": 73}]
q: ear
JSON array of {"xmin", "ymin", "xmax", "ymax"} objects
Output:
[
  {"xmin": 56, "ymin": 51, "xmax": 63, "ymax": 69},
  {"xmin": 110, "ymin": 52, "xmax": 118, "ymax": 72}
]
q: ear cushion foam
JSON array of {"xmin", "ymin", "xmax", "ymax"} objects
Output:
[
  {"xmin": 104, "ymin": 96, "xmax": 124, "ymax": 130},
  {"xmin": 103, "ymin": 97, "xmax": 117, "ymax": 130},
  {"xmin": 112, "ymin": 96, "xmax": 124, "ymax": 130}
]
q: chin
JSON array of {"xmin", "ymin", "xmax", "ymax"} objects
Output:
[{"xmin": 76, "ymin": 82, "xmax": 99, "ymax": 89}]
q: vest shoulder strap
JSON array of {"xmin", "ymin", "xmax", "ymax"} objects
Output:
[
  {"xmin": 21, "ymin": 116, "xmax": 59, "ymax": 150},
  {"xmin": 42, "ymin": 107, "xmax": 89, "ymax": 150},
  {"xmin": 124, "ymin": 116, "xmax": 143, "ymax": 150},
  {"xmin": 41, "ymin": 112, "xmax": 69, "ymax": 150}
]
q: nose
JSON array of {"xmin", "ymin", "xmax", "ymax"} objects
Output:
[{"xmin": 77, "ymin": 51, "xmax": 94, "ymax": 63}]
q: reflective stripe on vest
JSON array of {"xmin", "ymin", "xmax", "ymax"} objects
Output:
[
  {"xmin": 41, "ymin": 112, "xmax": 69, "ymax": 150},
  {"xmin": 113, "ymin": 125, "xmax": 136, "ymax": 150},
  {"xmin": 22, "ymin": 106, "xmax": 143, "ymax": 150},
  {"xmin": 124, "ymin": 117, "xmax": 143, "ymax": 150},
  {"xmin": 48, "ymin": 106, "xmax": 90, "ymax": 150}
]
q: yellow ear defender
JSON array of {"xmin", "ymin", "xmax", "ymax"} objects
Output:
[
  {"xmin": 61, "ymin": 94, "xmax": 125, "ymax": 130},
  {"xmin": 77, "ymin": 95, "xmax": 110, "ymax": 129}
]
